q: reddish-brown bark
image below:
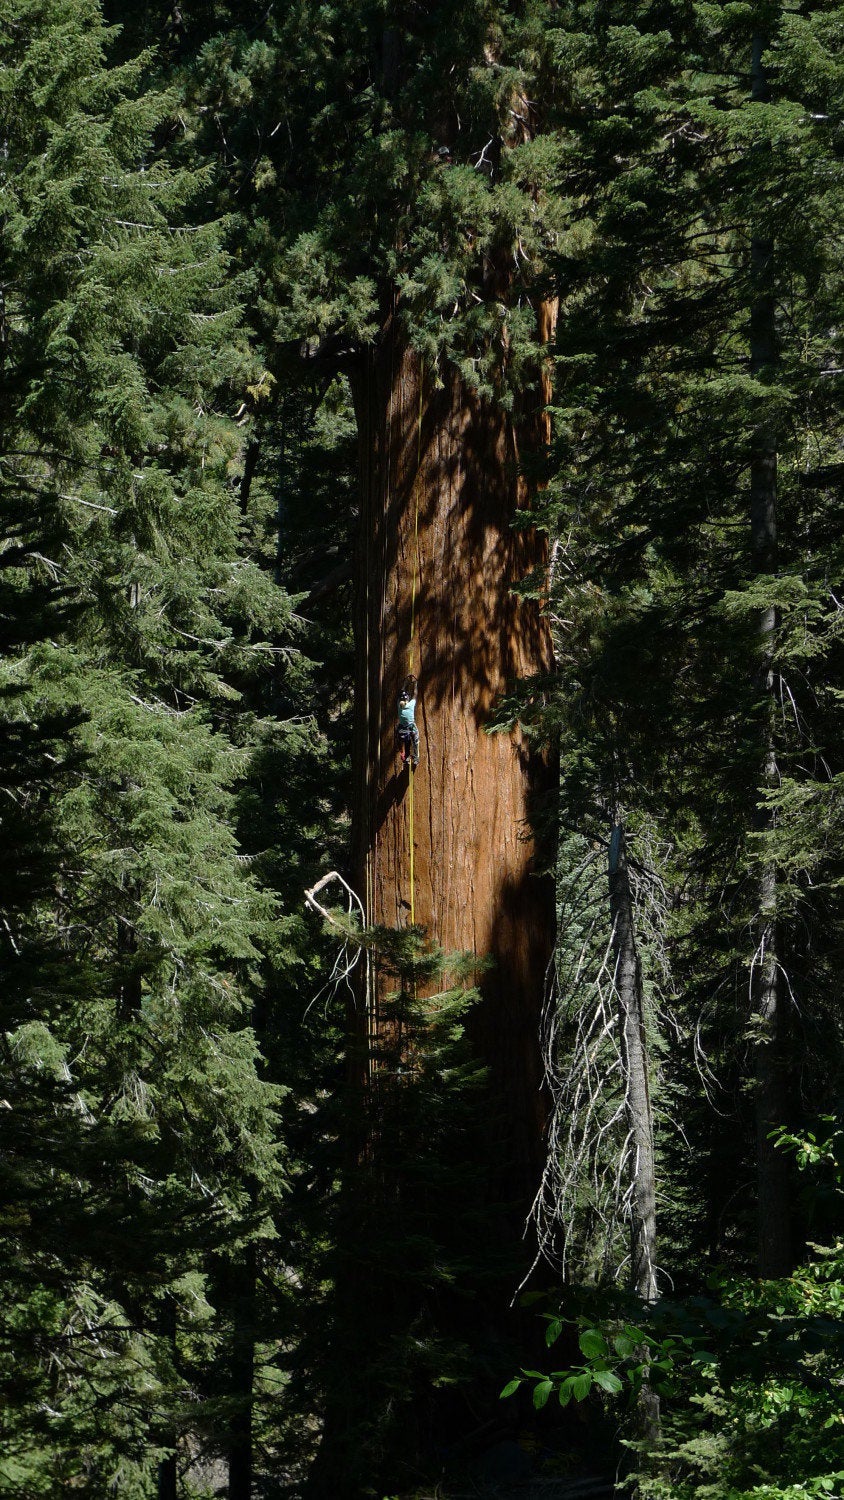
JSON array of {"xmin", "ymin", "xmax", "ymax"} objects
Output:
[{"xmin": 352, "ymin": 305, "xmax": 556, "ymax": 1194}]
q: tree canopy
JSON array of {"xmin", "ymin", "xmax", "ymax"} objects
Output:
[{"xmin": 0, "ymin": 2, "xmax": 842, "ymax": 1497}]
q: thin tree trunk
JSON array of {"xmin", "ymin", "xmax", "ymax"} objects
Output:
[
  {"xmin": 227, "ymin": 1243, "xmax": 256, "ymax": 1500},
  {"xmin": 608, "ymin": 823, "xmax": 660, "ymax": 1457},
  {"xmin": 158, "ymin": 1453, "xmax": 177, "ymax": 1500},
  {"xmin": 157, "ymin": 1295, "xmax": 178, "ymax": 1500},
  {"xmin": 749, "ymin": 32, "xmax": 790, "ymax": 1278},
  {"xmin": 117, "ymin": 910, "xmax": 141, "ymax": 1017},
  {"xmin": 351, "ymin": 302, "xmax": 556, "ymax": 1198},
  {"xmin": 239, "ymin": 436, "xmax": 261, "ymax": 516},
  {"xmin": 608, "ymin": 824, "xmax": 657, "ymax": 1303}
]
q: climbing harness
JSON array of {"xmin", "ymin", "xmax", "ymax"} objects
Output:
[{"xmin": 397, "ymin": 725, "xmax": 419, "ymax": 767}]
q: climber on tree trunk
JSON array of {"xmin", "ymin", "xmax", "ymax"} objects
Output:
[{"xmin": 397, "ymin": 674, "xmax": 420, "ymax": 769}]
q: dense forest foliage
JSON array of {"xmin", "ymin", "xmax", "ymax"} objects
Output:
[{"xmin": 0, "ymin": 1, "xmax": 842, "ymax": 1497}]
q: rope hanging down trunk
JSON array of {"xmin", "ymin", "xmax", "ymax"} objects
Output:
[{"xmin": 406, "ymin": 367, "xmax": 424, "ymax": 927}]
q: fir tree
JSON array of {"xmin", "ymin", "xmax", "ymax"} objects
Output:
[
  {"xmin": 537, "ymin": 0, "xmax": 844, "ymax": 1298},
  {"xmin": 0, "ymin": 2, "xmax": 300, "ymax": 1489}
]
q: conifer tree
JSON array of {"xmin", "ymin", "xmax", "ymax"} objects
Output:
[
  {"xmin": 0, "ymin": 2, "xmax": 301, "ymax": 1489},
  {"xmin": 538, "ymin": 0, "xmax": 844, "ymax": 1286},
  {"xmin": 116, "ymin": 9, "xmax": 570, "ymax": 1492},
  {"xmin": 5, "ymin": 1, "xmax": 843, "ymax": 1493}
]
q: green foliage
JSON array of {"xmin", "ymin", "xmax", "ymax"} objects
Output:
[
  {"xmin": 511, "ymin": 1130, "xmax": 844, "ymax": 1498},
  {"xmin": 0, "ymin": 0, "xmax": 309, "ymax": 1488},
  {"xmin": 2, "ymin": 0, "xmax": 844, "ymax": 1493},
  {"xmin": 522, "ymin": 0, "xmax": 844, "ymax": 1292},
  {"xmin": 126, "ymin": 0, "xmax": 566, "ymax": 403}
]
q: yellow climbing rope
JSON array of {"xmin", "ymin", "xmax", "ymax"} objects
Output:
[{"xmin": 407, "ymin": 368, "xmax": 424, "ymax": 927}]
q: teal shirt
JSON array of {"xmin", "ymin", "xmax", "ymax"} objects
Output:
[{"xmin": 398, "ymin": 695, "xmax": 416, "ymax": 728}]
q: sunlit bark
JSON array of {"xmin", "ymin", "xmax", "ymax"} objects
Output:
[{"xmin": 352, "ymin": 302, "xmax": 556, "ymax": 1194}]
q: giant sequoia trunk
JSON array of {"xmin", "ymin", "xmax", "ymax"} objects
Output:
[
  {"xmin": 309, "ymin": 307, "xmax": 556, "ymax": 1500},
  {"xmin": 351, "ymin": 303, "xmax": 556, "ymax": 1199}
]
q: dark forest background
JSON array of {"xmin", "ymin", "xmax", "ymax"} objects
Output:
[{"xmin": 1, "ymin": 2, "xmax": 842, "ymax": 1497}]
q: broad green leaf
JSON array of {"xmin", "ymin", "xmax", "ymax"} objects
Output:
[
  {"xmin": 533, "ymin": 1380, "xmax": 554, "ymax": 1410},
  {"xmin": 579, "ymin": 1328, "xmax": 608, "ymax": 1360}
]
